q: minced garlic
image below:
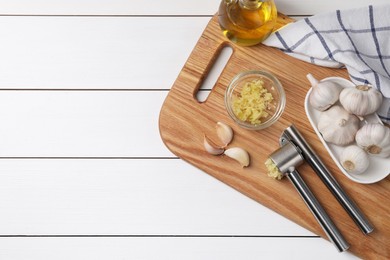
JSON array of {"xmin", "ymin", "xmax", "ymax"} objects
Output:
[
  {"xmin": 265, "ymin": 158, "xmax": 283, "ymax": 180},
  {"xmin": 232, "ymin": 79, "xmax": 274, "ymax": 125}
]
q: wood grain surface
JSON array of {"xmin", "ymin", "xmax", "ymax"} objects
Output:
[{"xmin": 159, "ymin": 14, "xmax": 390, "ymax": 259}]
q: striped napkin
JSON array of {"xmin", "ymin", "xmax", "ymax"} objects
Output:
[{"xmin": 263, "ymin": 5, "xmax": 390, "ymax": 124}]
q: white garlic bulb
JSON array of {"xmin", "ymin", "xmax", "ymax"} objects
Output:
[
  {"xmin": 307, "ymin": 73, "xmax": 342, "ymax": 111},
  {"xmin": 355, "ymin": 123, "xmax": 390, "ymax": 158},
  {"xmin": 318, "ymin": 105, "xmax": 360, "ymax": 146},
  {"xmin": 339, "ymin": 85, "xmax": 383, "ymax": 116},
  {"xmin": 340, "ymin": 145, "xmax": 369, "ymax": 175}
]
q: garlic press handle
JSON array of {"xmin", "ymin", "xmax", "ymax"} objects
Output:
[
  {"xmin": 287, "ymin": 169, "xmax": 350, "ymax": 252},
  {"xmin": 283, "ymin": 124, "xmax": 374, "ymax": 234}
]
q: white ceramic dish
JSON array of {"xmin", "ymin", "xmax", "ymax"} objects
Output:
[{"xmin": 305, "ymin": 76, "xmax": 390, "ymax": 184}]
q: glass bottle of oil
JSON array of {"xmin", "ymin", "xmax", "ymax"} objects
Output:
[{"xmin": 218, "ymin": 0, "xmax": 277, "ymax": 46}]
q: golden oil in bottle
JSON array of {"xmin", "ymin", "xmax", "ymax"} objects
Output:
[{"xmin": 218, "ymin": 0, "xmax": 277, "ymax": 46}]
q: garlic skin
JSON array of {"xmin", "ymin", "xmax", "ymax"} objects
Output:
[
  {"xmin": 216, "ymin": 122, "xmax": 233, "ymax": 147},
  {"xmin": 340, "ymin": 85, "xmax": 383, "ymax": 116},
  {"xmin": 355, "ymin": 123, "xmax": 390, "ymax": 158},
  {"xmin": 307, "ymin": 74, "xmax": 342, "ymax": 111},
  {"xmin": 340, "ymin": 145, "xmax": 369, "ymax": 175},
  {"xmin": 318, "ymin": 105, "xmax": 360, "ymax": 146},
  {"xmin": 224, "ymin": 147, "xmax": 250, "ymax": 167},
  {"xmin": 204, "ymin": 135, "xmax": 224, "ymax": 155}
]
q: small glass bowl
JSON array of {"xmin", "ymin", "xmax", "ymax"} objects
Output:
[{"xmin": 224, "ymin": 70, "xmax": 286, "ymax": 130}]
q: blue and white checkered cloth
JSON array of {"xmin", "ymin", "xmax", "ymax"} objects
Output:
[{"xmin": 263, "ymin": 5, "xmax": 390, "ymax": 124}]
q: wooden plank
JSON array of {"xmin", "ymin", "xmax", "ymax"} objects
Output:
[
  {"xmin": 0, "ymin": 17, "xmax": 208, "ymax": 90},
  {"xmin": 0, "ymin": 0, "xmax": 387, "ymax": 15},
  {"xmin": 0, "ymin": 159, "xmax": 313, "ymax": 235},
  {"xmin": 0, "ymin": 0, "xmax": 219, "ymax": 15},
  {"xmin": 159, "ymin": 14, "xmax": 390, "ymax": 259},
  {"xmin": 0, "ymin": 91, "xmax": 171, "ymax": 157},
  {"xmin": 0, "ymin": 237, "xmax": 358, "ymax": 260}
]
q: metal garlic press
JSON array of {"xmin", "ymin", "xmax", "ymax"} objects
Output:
[{"xmin": 268, "ymin": 124, "xmax": 374, "ymax": 252}]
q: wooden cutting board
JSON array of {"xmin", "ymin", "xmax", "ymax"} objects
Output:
[{"xmin": 159, "ymin": 14, "xmax": 389, "ymax": 259}]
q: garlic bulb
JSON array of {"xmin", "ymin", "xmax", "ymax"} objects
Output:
[
  {"xmin": 318, "ymin": 105, "xmax": 360, "ymax": 146},
  {"xmin": 224, "ymin": 147, "xmax": 250, "ymax": 167},
  {"xmin": 340, "ymin": 85, "xmax": 383, "ymax": 116},
  {"xmin": 216, "ymin": 122, "xmax": 233, "ymax": 147},
  {"xmin": 307, "ymin": 73, "xmax": 342, "ymax": 111},
  {"xmin": 355, "ymin": 123, "xmax": 390, "ymax": 158},
  {"xmin": 340, "ymin": 145, "xmax": 369, "ymax": 175},
  {"xmin": 204, "ymin": 135, "xmax": 224, "ymax": 155}
]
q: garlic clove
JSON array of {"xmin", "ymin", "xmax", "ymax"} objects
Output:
[
  {"xmin": 216, "ymin": 122, "xmax": 234, "ymax": 147},
  {"xmin": 340, "ymin": 85, "xmax": 383, "ymax": 116},
  {"xmin": 204, "ymin": 135, "xmax": 224, "ymax": 155},
  {"xmin": 224, "ymin": 147, "xmax": 250, "ymax": 167},
  {"xmin": 355, "ymin": 123, "xmax": 390, "ymax": 158},
  {"xmin": 318, "ymin": 105, "xmax": 360, "ymax": 146},
  {"xmin": 307, "ymin": 74, "xmax": 342, "ymax": 111},
  {"xmin": 340, "ymin": 145, "xmax": 369, "ymax": 175}
]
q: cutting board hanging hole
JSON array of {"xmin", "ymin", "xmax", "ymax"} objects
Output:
[{"xmin": 195, "ymin": 45, "xmax": 233, "ymax": 103}]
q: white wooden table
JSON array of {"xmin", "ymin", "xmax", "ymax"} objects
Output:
[{"xmin": 0, "ymin": 1, "xmax": 386, "ymax": 259}]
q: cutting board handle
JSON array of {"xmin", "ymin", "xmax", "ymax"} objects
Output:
[{"xmin": 175, "ymin": 17, "xmax": 234, "ymax": 100}]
